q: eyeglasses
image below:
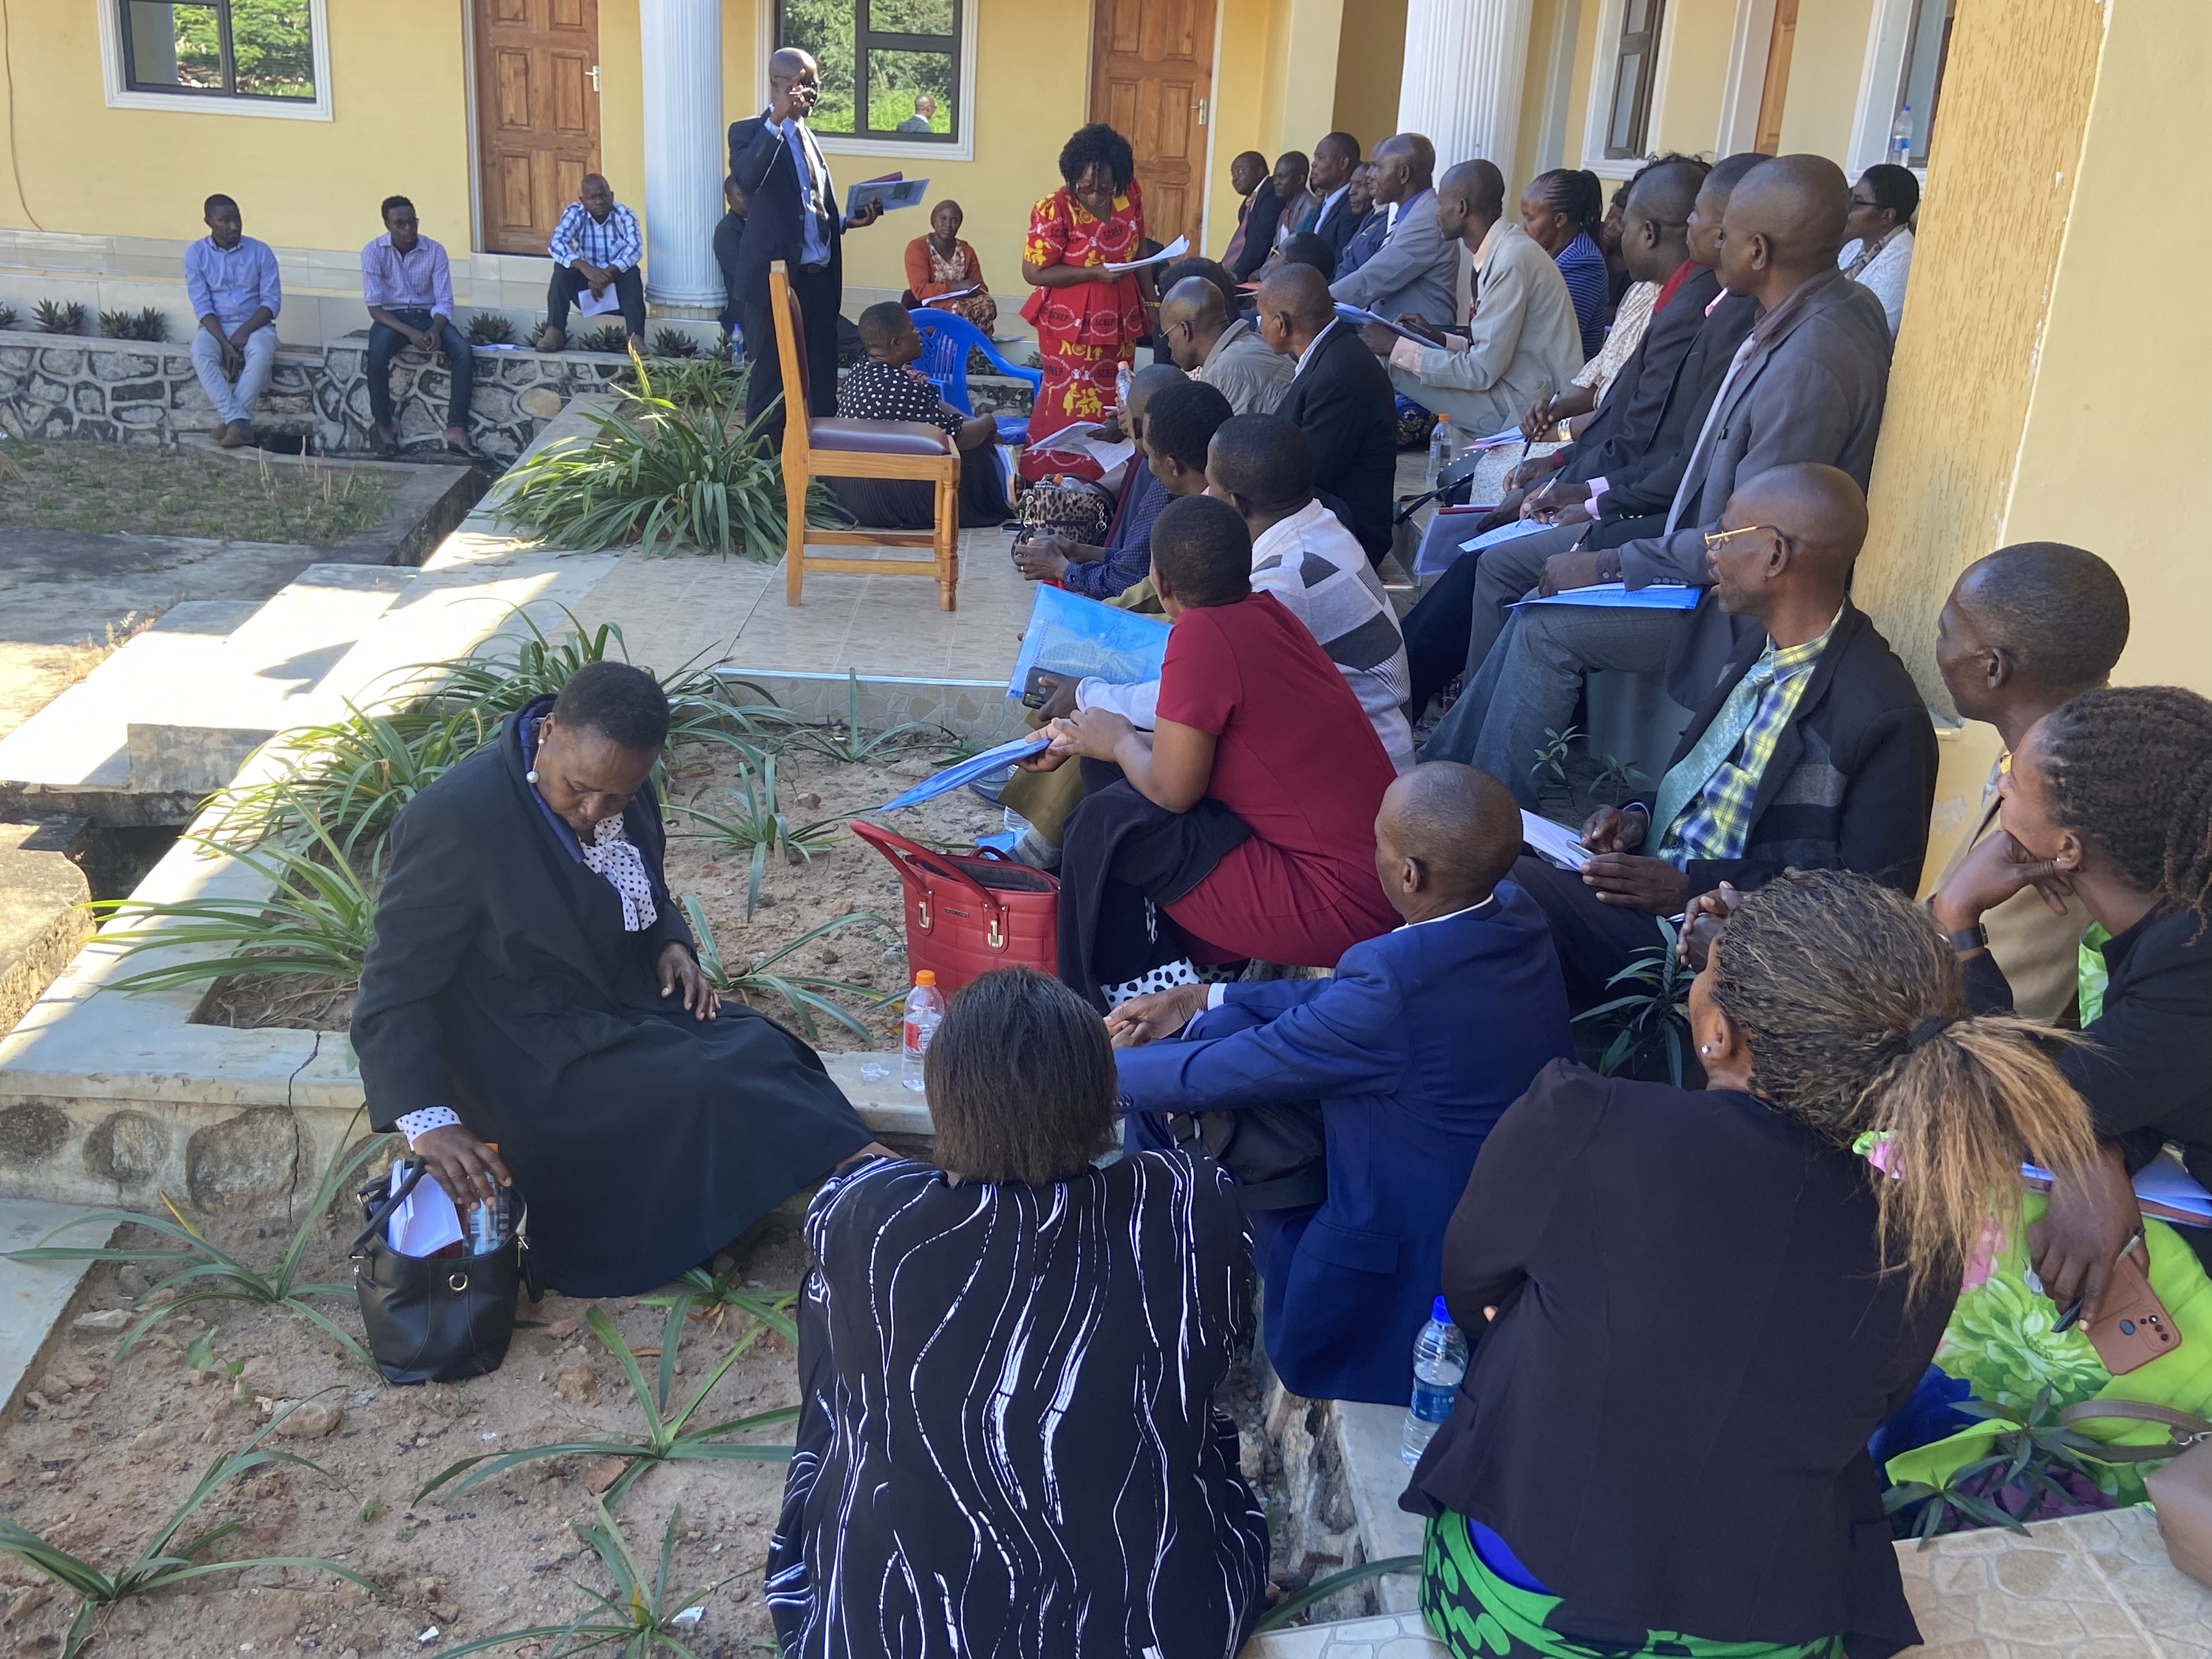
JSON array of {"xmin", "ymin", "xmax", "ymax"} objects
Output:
[
  {"xmin": 1703, "ymin": 523, "xmax": 1788, "ymax": 555},
  {"xmin": 1848, "ymin": 194, "xmax": 1880, "ymax": 208}
]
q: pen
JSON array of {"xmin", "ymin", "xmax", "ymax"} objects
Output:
[{"xmin": 2051, "ymin": 1227, "xmax": 2145, "ymax": 1333}]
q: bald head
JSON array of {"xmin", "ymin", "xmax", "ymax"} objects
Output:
[
  {"xmin": 1625, "ymin": 158, "xmax": 1705, "ymax": 229},
  {"xmin": 1255, "ymin": 262, "xmax": 1334, "ymax": 351},
  {"xmin": 1707, "ymin": 464, "xmax": 1867, "ymax": 621},
  {"xmin": 1437, "ymin": 158, "xmax": 1505, "ymax": 242},
  {"xmin": 1952, "ymin": 544, "xmax": 2130, "ymax": 694},
  {"xmin": 1371, "ymin": 134, "xmax": 1435, "ymax": 205},
  {"xmin": 769, "ymin": 46, "xmax": 814, "ymax": 76},
  {"xmin": 1377, "ymin": 763, "xmax": 1523, "ymax": 917},
  {"xmin": 1123, "ymin": 362, "xmax": 1186, "ymax": 437},
  {"xmin": 1158, "ymin": 276, "xmax": 1229, "ymax": 371},
  {"xmin": 1718, "ymin": 154, "xmax": 1852, "ymax": 299}
]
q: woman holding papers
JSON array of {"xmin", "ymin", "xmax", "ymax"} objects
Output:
[
  {"xmin": 1020, "ymin": 123, "xmax": 1150, "ymax": 441},
  {"xmin": 1408, "ymin": 871, "xmax": 2094, "ymax": 1659},
  {"xmin": 901, "ymin": 198, "xmax": 997, "ymax": 331},
  {"xmin": 352, "ymin": 663, "xmax": 873, "ymax": 1298}
]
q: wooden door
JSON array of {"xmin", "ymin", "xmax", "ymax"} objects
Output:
[
  {"xmin": 473, "ymin": 0, "xmax": 601, "ymax": 256},
  {"xmin": 1753, "ymin": 0, "xmax": 1799, "ymax": 155},
  {"xmin": 1089, "ymin": 0, "xmax": 1217, "ymax": 254}
]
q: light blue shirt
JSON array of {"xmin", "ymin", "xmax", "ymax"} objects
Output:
[
  {"xmin": 780, "ymin": 117, "xmax": 835, "ymax": 266},
  {"xmin": 182, "ymin": 235, "xmax": 281, "ymax": 331}
]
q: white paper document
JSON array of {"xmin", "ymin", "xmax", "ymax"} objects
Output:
[
  {"xmin": 1459, "ymin": 517, "xmax": 1557, "ymax": 554},
  {"xmin": 387, "ymin": 1161, "xmax": 464, "ymax": 1256},
  {"xmin": 1103, "ymin": 235, "xmax": 1189, "ymax": 274},
  {"xmin": 1521, "ymin": 811, "xmax": 1593, "ymax": 871},
  {"xmin": 575, "ymin": 284, "xmax": 621, "ymax": 318},
  {"xmin": 1466, "ymin": 427, "xmax": 1526, "ymax": 450}
]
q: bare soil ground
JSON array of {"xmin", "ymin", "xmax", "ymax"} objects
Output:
[
  {"xmin": 0, "ymin": 1211, "xmax": 814, "ymax": 1659},
  {"xmin": 0, "ymin": 442, "xmax": 400, "ymax": 544}
]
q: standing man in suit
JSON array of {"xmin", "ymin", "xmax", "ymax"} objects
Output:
[
  {"xmin": 728, "ymin": 47, "xmax": 884, "ymax": 435},
  {"xmin": 1256, "ymin": 262, "xmax": 1398, "ymax": 563},
  {"xmin": 1329, "ymin": 133, "xmax": 1458, "ymax": 328},
  {"xmin": 1298, "ymin": 132, "xmax": 1364, "ymax": 263}
]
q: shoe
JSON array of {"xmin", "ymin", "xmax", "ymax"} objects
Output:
[
  {"xmin": 214, "ymin": 422, "xmax": 247, "ymax": 449},
  {"xmin": 371, "ymin": 426, "xmax": 399, "ymax": 458},
  {"xmin": 535, "ymin": 327, "xmax": 567, "ymax": 353}
]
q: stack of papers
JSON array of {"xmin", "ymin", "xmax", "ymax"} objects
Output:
[
  {"xmin": 1520, "ymin": 811, "xmax": 1592, "ymax": 872},
  {"xmin": 1459, "ymin": 517, "xmax": 1556, "ymax": 554},
  {"xmin": 848, "ymin": 173, "xmax": 930, "ymax": 215},
  {"xmin": 2023, "ymin": 1152, "xmax": 2212, "ymax": 1228},
  {"xmin": 918, "ymin": 284, "xmax": 983, "ymax": 306},
  {"xmin": 1104, "ymin": 235, "xmax": 1189, "ymax": 274},
  {"xmin": 1007, "ymin": 584, "xmax": 1171, "ymax": 701},
  {"xmin": 387, "ymin": 1161, "xmax": 463, "ymax": 1256}
]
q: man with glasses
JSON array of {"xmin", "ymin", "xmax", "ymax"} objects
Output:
[
  {"xmin": 1420, "ymin": 153, "xmax": 1893, "ymax": 787},
  {"xmin": 1496, "ymin": 464, "xmax": 1936, "ymax": 1010},
  {"xmin": 1155, "ymin": 276, "xmax": 1289, "ymax": 415}
]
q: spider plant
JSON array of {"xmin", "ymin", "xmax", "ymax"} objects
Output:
[
  {"xmin": 639, "ymin": 1273, "xmax": 798, "ymax": 1406},
  {"xmin": 414, "ymin": 1306, "xmax": 797, "ymax": 1509},
  {"xmin": 88, "ymin": 817, "xmax": 380, "ymax": 995},
  {"xmin": 1572, "ymin": 917, "xmax": 1692, "ymax": 1085},
  {"xmin": 203, "ymin": 704, "xmax": 489, "ymax": 855},
  {"xmin": 0, "ymin": 1408, "xmax": 382, "ymax": 1659},
  {"xmin": 780, "ymin": 671, "xmax": 941, "ymax": 764},
  {"xmin": 491, "ymin": 356, "xmax": 847, "ymax": 560},
  {"xmin": 436, "ymin": 1502, "xmax": 730, "ymax": 1658},
  {"xmin": 680, "ymin": 895, "xmax": 889, "ymax": 1043},
  {"xmin": 675, "ymin": 755, "xmax": 842, "ymax": 918},
  {"xmin": 6, "ymin": 1122, "xmax": 393, "ymax": 1369},
  {"xmin": 625, "ymin": 354, "xmax": 743, "ymax": 417}
]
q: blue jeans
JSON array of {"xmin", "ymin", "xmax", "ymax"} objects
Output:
[{"xmin": 366, "ymin": 309, "xmax": 473, "ymax": 431}]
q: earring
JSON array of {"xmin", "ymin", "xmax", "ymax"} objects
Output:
[
  {"xmin": 1699, "ymin": 1044, "xmax": 1713, "ymax": 1057},
  {"xmin": 526, "ymin": 770, "xmax": 539, "ymax": 783}
]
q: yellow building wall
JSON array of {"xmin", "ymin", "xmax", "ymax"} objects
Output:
[
  {"xmin": 1776, "ymin": 0, "xmax": 1876, "ymax": 162},
  {"xmin": 1650, "ymin": 0, "xmax": 1735, "ymax": 161},
  {"xmin": 1511, "ymin": 0, "xmax": 1565, "ymax": 196},
  {"xmin": 1331, "ymin": 0, "xmax": 1407, "ymax": 152},
  {"xmin": 1559, "ymin": 0, "xmax": 1602, "ymax": 171}
]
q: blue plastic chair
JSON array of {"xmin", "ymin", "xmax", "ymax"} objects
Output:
[{"xmin": 909, "ymin": 307, "xmax": 1041, "ymax": 445}]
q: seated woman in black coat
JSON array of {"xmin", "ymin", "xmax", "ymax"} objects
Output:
[
  {"xmin": 767, "ymin": 967, "xmax": 1269, "ymax": 1658},
  {"xmin": 352, "ymin": 661, "xmax": 873, "ymax": 1298},
  {"xmin": 1932, "ymin": 684, "xmax": 2212, "ymax": 1317},
  {"xmin": 1404, "ymin": 871, "xmax": 2094, "ymax": 1659}
]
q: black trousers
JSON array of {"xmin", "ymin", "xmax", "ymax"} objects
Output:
[
  {"xmin": 745, "ymin": 262, "xmax": 840, "ymax": 438},
  {"xmin": 547, "ymin": 264, "xmax": 646, "ymax": 339},
  {"xmin": 1510, "ymin": 853, "xmax": 1677, "ymax": 1012}
]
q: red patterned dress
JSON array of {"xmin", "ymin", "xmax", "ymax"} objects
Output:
[{"xmin": 1018, "ymin": 181, "xmax": 1149, "ymax": 441}]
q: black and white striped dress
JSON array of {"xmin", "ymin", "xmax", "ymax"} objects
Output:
[{"xmin": 766, "ymin": 1150, "xmax": 1270, "ymax": 1657}]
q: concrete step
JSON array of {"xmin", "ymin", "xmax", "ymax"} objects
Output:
[
  {"xmin": 0, "ymin": 816, "xmax": 90, "ymax": 1039},
  {"xmin": 1243, "ymin": 1611, "xmax": 1438, "ymax": 1657},
  {"xmin": 0, "ymin": 1198, "xmax": 117, "ymax": 1417}
]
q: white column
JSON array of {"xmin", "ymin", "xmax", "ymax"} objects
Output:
[
  {"xmin": 639, "ymin": 0, "xmax": 724, "ymax": 311},
  {"xmin": 1396, "ymin": 0, "xmax": 1536, "ymax": 183}
]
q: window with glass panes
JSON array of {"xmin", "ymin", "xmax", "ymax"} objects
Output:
[
  {"xmin": 1891, "ymin": 0, "xmax": 1955, "ymax": 168},
  {"xmin": 774, "ymin": 0, "xmax": 961, "ymax": 143},
  {"xmin": 118, "ymin": 0, "xmax": 316, "ymax": 101},
  {"xmin": 1603, "ymin": 0, "xmax": 1666, "ymax": 160}
]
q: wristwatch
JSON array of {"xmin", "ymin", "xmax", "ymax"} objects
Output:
[{"xmin": 1946, "ymin": 923, "xmax": 1990, "ymax": 953}]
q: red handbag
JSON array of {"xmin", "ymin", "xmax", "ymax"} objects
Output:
[{"xmin": 849, "ymin": 820, "xmax": 1060, "ymax": 994}]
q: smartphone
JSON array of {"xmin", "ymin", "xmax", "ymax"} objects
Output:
[
  {"xmin": 2084, "ymin": 1243, "xmax": 2183, "ymax": 1375},
  {"xmin": 1020, "ymin": 667, "xmax": 1063, "ymax": 709}
]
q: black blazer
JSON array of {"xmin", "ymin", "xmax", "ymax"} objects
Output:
[
  {"xmin": 727, "ymin": 112, "xmax": 844, "ymax": 306},
  {"xmin": 1404, "ymin": 1062, "xmax": 1944, "ymax": 1654},
  {"xmin": 713, "ymin": 208, "xmax": 747, "ymax": 329},
  {"xmin": 1645, "ymin": 600, "xmax": 1936, "ymax": 897},
  {"xmin": 1555, "ymin": 263, "xmax": 1717, "ymax": 487},
  {"xmin": 1227, "ymin": 180, "xmax": 1286, "ymax": 280},
  {"xmin": 1307, "ymin": 190, "xmax": 1361, "ymax": 262},
  {"xmin": 1279, "ymin": 320, "xmax": 1398, "ymax": 559},
  {"xmin": 1595, "ymin": 290, "xmax": 1760, "ymax": 521}
]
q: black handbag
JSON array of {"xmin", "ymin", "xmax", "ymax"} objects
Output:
[
  {"xmin": 350, "ymin": 1159, "xmax": 538, "ymax": 1386},
  {"xmin": 1149, "ymin": 1101, "xmax": 1327, "ymax": 1212}
]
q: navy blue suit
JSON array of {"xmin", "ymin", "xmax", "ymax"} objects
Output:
[
  {"xmin": 729, "ymin": 110, "xmax": 848, "ymax": 428},
  {"xmin": 1115, "ymin": 885, "xmax": 1574, "ymax": 1406}
]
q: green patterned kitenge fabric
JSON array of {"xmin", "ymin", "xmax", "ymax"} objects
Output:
[{"xmin": 1419, "ymin": 1511, "xmax": 1847, "ymax": 1659}]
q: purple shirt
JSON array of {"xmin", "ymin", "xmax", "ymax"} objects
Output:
[{"xmin": 360, "ymin": 232, "xmax": 454, "ymax": 315}]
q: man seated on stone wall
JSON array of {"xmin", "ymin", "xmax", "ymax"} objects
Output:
[
  {"xmin": 537, "ymin": 174, "xmax": 648, "ymax": 355},
  {"xmin": 183, "ymin": 193, "xmax": 282, "ymax": 449},
  {"xmin": 359, "ymin": 195, "xmax": 479, "ymax": 459}
]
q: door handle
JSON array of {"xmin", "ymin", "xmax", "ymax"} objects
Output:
[
  {"xmin": 588, "ymin": 64, "xmax": 601, "ymax": 94},
  {"xmin": 1194, "ymin": 97, "xmax": 1207, "ymax": 126}
]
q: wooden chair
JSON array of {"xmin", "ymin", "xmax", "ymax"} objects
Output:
[{"xmin": 768, "ymin": 260, "xmax": 960, "ymax": 610}]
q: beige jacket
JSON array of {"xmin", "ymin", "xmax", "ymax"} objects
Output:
[{"xmin": 1934, "ymin": 757, "xmax": 2088, "ymax": 1024}]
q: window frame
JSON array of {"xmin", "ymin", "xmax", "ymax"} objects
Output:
[
  {"xmin": 99, "ymin": 0, "xmax": 334, "ymax": 122},
  {"xmin": 1845, "ymin": 0, "xmax": 1950, "ymax": 180},
  {"xmin": 1575, "ymin": 0, "xmax": 1671, "ymax": 183},
  {"xmin": 755, "ymin": 0, "xmax": 978, "ymax": 163},
  {"xmin": 1601, "ymin": 0, "xmax": 1667, "ymax": 161}
]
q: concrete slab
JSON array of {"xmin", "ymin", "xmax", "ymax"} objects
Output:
[
  {"xmin": 0, "ymin": 816, "xmax": 89, "ymax": 1037},
  {"xmin": 0, "ymin": 1197, "xmax": 116, "ymax": 1416},
  {"xmin": 1334, "ymin": 1400, "xmax": 1429, "ymax": 1613}
]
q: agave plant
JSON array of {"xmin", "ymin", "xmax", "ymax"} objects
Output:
[
  {"xmin": 577, "ymin": 323, "xmax": 633, "ymax": 355},
  {"xmin": 465, "ymin": 309, "xmax": 517, "ymax": 345},
  {"xmin": 33, "ymin": 297, "xmax": 86, "ymax": 336},
  {"xmin": 648, "ymin": 325, "xmax": 701, "ymax": 359},
  {"xmin": 681, "ymin": 895, "xmax": 889, "ymax": 1043},
  {"xmin": 675, "ymin": 754, "xmax": 842, "ymax": 918},
  {"xmin": 492, "ymin": 356, "xmax": 847, "ymax": 560},
  {"xmin": 1884, "ymin": 1385, "xmax": 2119, "ymax": 1545},
  {"xmin": 0, "ymin": 1409, "xmax": 382, "ymax": 1658}
]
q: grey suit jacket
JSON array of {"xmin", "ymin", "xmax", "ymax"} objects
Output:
[
  {"xmin": 1393, "ymin": 223, "xmax": 1583, "ymax": 410},
  {"xmin": 1618, "ymin": 271, "xmax": 1894, "ymax": 589},
  {"xmin": 1329, "ymin": 188, "xmax": 1459, "ymax": 326}
]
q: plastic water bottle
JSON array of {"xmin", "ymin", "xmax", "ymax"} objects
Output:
[
  {"xmin": 900, "ymin": 970, "xmax": 945, "ymax": 1092},
  {"xmin": 1114, "ymin": 360, "xmax": 1133, "ymax": 413},
  {"xmin": 1889, "ymin": 106, "xmax": 1914, "ymax": 165},
  {"xmin": 1402, "ymin": 1296, "xmax": 1469, "ymax": 1464},
  {"xmin": 1426, "ymin": 416, "xmax": 1457, "ymax": 489}
]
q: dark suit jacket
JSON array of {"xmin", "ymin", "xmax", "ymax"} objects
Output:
[
  {"xmin": 1306, "ymin": 189, "xmax": 1361, "ymax": 262},
  {"xmin": 1648, "ymin": 600, "xmax": 1936, "ymax": 896},
  {"xmin": 712, "ymin": 208, "xmax": 747, "ymax": 329},
  {"xmin": 1404, "ymin": 1062, "xmax": 1943, "ymax": 1652},
  {"xmin": 1593, "ymin": 288, "xmax": 1759, "ymax": 520},
  {"xmin": 1553, "ymin": 262, "xmax": 1717, "ymax": 488},
  {"xmin": 1227, "ymin": 180, "xmax": 1286, "ymax": 280},
  {"xmin": 727, "ymin": 112, "xmax": 844, "ymax": 307},
  {"xmin": 1114, "ymin": 887, "xmax": 1573, "ymax": 1405},
  {"xmin": 1280, "ymin": 319, "xmax": 1398, "ymax": 558},
  {"xmin": 1335, "ymin": 208, "xmax": 1390, "ymax": 278}
]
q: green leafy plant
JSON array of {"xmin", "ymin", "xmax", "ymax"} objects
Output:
[
  {"xmin": 1884, "ymin": 1385, "xmax": 2117, "ymax": 1544},
  {"xmin": 89, "ymin": 817, "xmax": 380, "ymax": 994},
  {"xmin": 8, "ymin": 1124, "xmax": 392, "ymax": 1368},
  {"xmin": 1592, "ymin": 752, "xmax": 1648, "ymax": 808},
  {"xmin": 650, "ymin": 326, "xmax": 701, "ymax": 359},
  {"xmin": 624, "ymin": 354, "xmax": 744, "ymax": 419},
  {"xmin": 0, "ymin": 303, "xmax": 16, "ymax": 330},
  {"xmin": 781, "ymin": 671, "xmax": 941, "ymax": 764},
  {"xmin": 205, "ymin": 704, "xmax": 489, "ymax": 856},
  {"xmin": 465, "ymin": 310, "xmax": 517, "ymax": 345},
  {"xmin": 33, "ymin": 298, "xmax": 87, "ymax": 336},
  {"xmin": 437, "ymin": 1502, "xmax": 730, "ymax": 1658},
  {"xmin": 415, "ymin": 1306, "xmax": 797, "ymax": 1510},
  {"xmin": 1530, "ymin": 724, "xmax": 1582, "ymax": 795},
  {"xmin": 577, "ymin": 323, "xmax": 633, "ymax": 355},
  {"xmin": 1573, "ymin": 917, "xmax": 1692, "ymax": 1085},
  {"xmin": 637, "ymin": 1272, "xmax": 797, "ymax": 1415},
  {"xmin": 183, "ymin": 1329, "xmax": 248, "ymax": 1401},
  {"xmin": 97, "ymin": 307, "xmax": 167, "ymax": 342},
  {"xmin": 1251, "ymin": 1554, "xmax": 1421, "ymax": 1633},
  {"xmin": 0, "ymin": 1408, "xmax": 382, "ymax": 1658},
  {"xmin": 681, "ymin": 895, "xmax": 890, "ymax": 1042},
  {"xmin": 676, "ymin": 754, "xmax": 842, "ymax": 918},
  {"xmin": 492, "ymin": 357, "xmax": 847, "ymax": 561}
]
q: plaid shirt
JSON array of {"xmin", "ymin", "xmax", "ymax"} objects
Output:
[
  {"xmin": 1655, "ymin": 612, "xmax": 1841, "ymax": 868},
  {"xmin": 548, "ymin": 201, "xmax": 642, "ymax": 271}
]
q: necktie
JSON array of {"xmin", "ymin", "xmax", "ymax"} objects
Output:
[{"xmin": 1649, "ymin": 656, "xmax": 1778, "ymax": 847}]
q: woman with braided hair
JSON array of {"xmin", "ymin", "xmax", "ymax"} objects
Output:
[
  {"xmin": 1934, "ymin": 684, "xmax": 2212, "ymax": 1321},
  {"xmin": 1404, "ymin": 870, "xmax": 2095, "ymax": 1659},
  {"xmin": 1519, "ymin": 167, "xmax": 1609, "ymax": 358}
]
